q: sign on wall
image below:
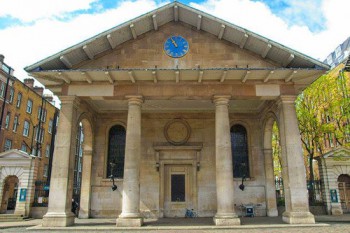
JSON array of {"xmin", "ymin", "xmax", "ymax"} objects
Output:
[
  {"xmin": 19, "ymin": 188, "xmax": 27, "ymax": 202},
  {"xmin": 330, "ymin": 189, "xmax": 338, "ymax": 203}
]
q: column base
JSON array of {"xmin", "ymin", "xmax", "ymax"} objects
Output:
[
  {"xmin": 267, "ymin": 208, "xmax": 279, "ymax": 217},
  {"xmin": 213, "ymin": 216, "xmax": 241, "ymax": 226},
  {"xmin": 116, "ymin": 217, "xmax": 143, "ymax": 227},
  {"xmin": 42, "ymin": 212, "xmax": 75, "ymax": 227},
  {"xmin": 282, "ymin": 211, "xmax": 315, "ymax": 224}
]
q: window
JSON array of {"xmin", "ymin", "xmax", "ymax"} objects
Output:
[
  {"xmin": 26, "ymin": 99, "xmax": 33, "ymax": 113},
  {"xmin": 31, "ymin": 147, "xmax": 36, "ymax": 156},
  {"xmin": 35, "ymin": 127, "xmax": 44, "ymax": 143},
  {"xmin": 37, "ymin": 107, "xmax": 47, "ymax": 122},
  {"xmin": 16, "ymin": 93, "xmax": 22, "ymax": 108},
  {"xmin": 23, "ymin": 120, "xmax": 30, "ymax": 137},
  {"xmin": 335, "ymin": 45, "xmax": 342, "ymax": 58},
  {"xmin": 48, "ymin": 119, "xmax": 53, "ymax": 134},
  {"xmin": 4, "ymin": 139, "xmax": 12, "ymax": 151},
  {"xmin": 5, "ymin": 112, "xmax": 10, "ymax": 129},
  {"xmin": 231, "ymin": 124, "xmax": 250, "ymax": 178},
  {"xmin": 107, "ymin": 125, "xmax": 126, "ymax": 178},
  {"xmin": 0, "ymin": 82, "xmax": 5, "ymax": 98},
  {"xmin": 12, "ymin": 115, "xmax": 18, "ymax": 132},
  {"xmin": 43, "ymin": 164, "xmax": 49, "ymax": 177},
  {"xmin": 8, "ymin": 88, "xmax": 14, "ymax": 103},
  {"xmin": 21, "ymin": 144, "xmax": 27, "ymax": 152},
  {"xmin": 45, "ymin": 144, "xmax": 50, "ymax": 157},
  {"xmin": 328, "ymin": 133, "xmax": 334, "ymax": 147}
]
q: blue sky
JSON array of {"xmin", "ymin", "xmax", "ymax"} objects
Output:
[{"xmin": 0, "ymin": 0, "xmax": 349, "ymax": 85}]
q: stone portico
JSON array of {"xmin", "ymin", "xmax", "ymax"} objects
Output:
[{"xmin": 25, "ymin": 2, "xmax": 328, "ymax": 227}]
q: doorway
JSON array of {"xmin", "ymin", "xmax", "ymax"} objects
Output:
[
  {"xmin": 338, "ymin": 174, "xmax": 350, "ymax": 213},
  {"xmin": 164, "ymin": 165, "xmax": 193, "ymax": 217},
  {"xmin": 1, "ymin": 176, "xmax": 19, "ymax": 214}
]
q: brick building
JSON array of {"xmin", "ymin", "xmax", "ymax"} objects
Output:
[{"xmin": 0, "ymin": 55, "xmax": 59, "ymax": 217}]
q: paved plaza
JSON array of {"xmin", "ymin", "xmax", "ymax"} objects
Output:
[{"xmin": 0, "ymin": 215, "xmax": 349, "ymax": 232}]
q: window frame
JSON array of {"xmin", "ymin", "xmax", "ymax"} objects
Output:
[
  {"xmin": 106, "ymin": 124, "xmax": 126, "ymax": 179},
  {"xmin": 230, "ymin": 123, "xmax": 250, "ymax": 179},
  {"xmin": 16, "ymin": 92, "xmax": 22, "ymax": 108},
  {"xmin": 4, "ymin": 139, "xmax": 12, "ymax": 151},
  {"xmin": 23, "ymin": 120, "xmax": 30, "ymax": 137},
  {"xmin": 26, "ymin": 99, "xmax": 33, "ymax": 113}
]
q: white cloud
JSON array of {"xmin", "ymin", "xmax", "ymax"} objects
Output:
[
  {"xmin": 191, "ymin": 0, "xmax": 350, "ymax": 60},
  {"xmin": 0, "ymin": 0, "xmax": 98, "ymax": 22},
  {"xmin": 0, "ymin": 0, "xmax": 164, "ymax": 84}
]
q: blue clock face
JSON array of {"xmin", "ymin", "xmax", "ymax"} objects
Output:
[{"xmin": 164, "ymin": 35, "xmax": 189, "ymax": 58}]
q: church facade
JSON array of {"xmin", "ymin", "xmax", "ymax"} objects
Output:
[{"xmin": 25, "ymin": 2, "xmax": 329, "ymax": 227}]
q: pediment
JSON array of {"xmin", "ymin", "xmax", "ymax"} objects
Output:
[
  {"xmin": 322, "ymin": 147, "xmax": 350, "ymax": 161},
  {"xmin": 0, "ymin": 149, "xmax": 33, "ymax": 160},
  {"xmin": 25, "ymin": 2, "xmax": 328, "ymax": 72},
  {"xmin": 78, "ymin": 22, "xmax": 278, "ymax": 70}
]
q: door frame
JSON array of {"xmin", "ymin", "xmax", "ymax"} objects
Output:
[{"xmin": 154, "ymin": 143, "xmax": 202, "ymax": 218}]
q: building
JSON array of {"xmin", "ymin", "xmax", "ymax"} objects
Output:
[
  {"xmin": 25, "ymin": 2, "xmax": 329, "ymax": 227},
  {"xmin": 324, "ymin": 37, "xmax": 350, "ymax": 69},
  {"xmin": 0, "ymin": 55, "xmax": 59, "ymax": 217}
]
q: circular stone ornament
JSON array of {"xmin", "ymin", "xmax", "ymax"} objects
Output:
[{"xmin": 164, "ymin": 119, "xmax": 191, "ymax": 145}]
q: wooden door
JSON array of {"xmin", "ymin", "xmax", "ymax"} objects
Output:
[{"xmin": 338, "ymin": 175, "xmax": 350, "ymax": 213}]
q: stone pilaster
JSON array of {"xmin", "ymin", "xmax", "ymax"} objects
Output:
[
  {"xmin": 278, "ymin": 96, "xmax": 315, "ymax": 224},
  {"xmin": 79, "ymin": 150, "xmax": 93, "ymax": 218},
  {"xmin": 213, "ymin": 95, "xmax": 240, "ymax": 226},
  {"xmin": 42, "ymin": 96, "xmax": 80, "ymax": 227},
  {"xmin": 263, "ymin": 149, "xmax": 278, "ymax": 217},
  {"xmin": 117, "ymin": 95, "xmax": 144, "ymax": 227}
]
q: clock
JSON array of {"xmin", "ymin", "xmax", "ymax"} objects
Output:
[{"xmin": 164, "ymin": 35, "xmax": 189, "ymax": 58}]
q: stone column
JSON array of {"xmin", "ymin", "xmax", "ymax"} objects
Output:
[
  {"xmin": 213, "ymin": 95, "xmax": 240, "ymax": 226},
  {"xmin": 79, "ymin": 150, "xmax": 93, "ymax": 218},
  {"xmin": 42, "ymin": 96, "xmax": 79, "ymax": 227},
  {"xmin": 263, "ymin": 149, "xmax": 278, "ymax": 216},
  {"xmin": 278, "ymin": 96, "xmax": 315, "ymax": 224},
  {"xmin": 117, "ymin": 95, "xmax": 144, "ymax": 227}
]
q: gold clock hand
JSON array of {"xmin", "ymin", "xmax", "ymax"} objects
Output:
[{"xmin": 170, "ymin": 37, "xmax": 178, "ymax": 47}]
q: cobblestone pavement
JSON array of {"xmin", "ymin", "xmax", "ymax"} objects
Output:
[
  {"xmin": 0, "ymin": 216, "xmax": 350, "ymax": 232},
  {"xmin": 1, "ymin": 224, "xmax": 350, "ymax": 233}
]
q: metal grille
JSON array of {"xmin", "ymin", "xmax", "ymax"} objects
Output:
[
  {"xmin": 231, "ymin": 124, "xmax": 250, "ymax": 178},
  {"xmin": 107, "ymin": 125, "xmax": 126, "ymax": 178}
]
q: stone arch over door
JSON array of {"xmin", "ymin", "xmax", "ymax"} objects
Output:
[
  {"xmin": 77, "ymin": 113, "xmax": 94, "ymax": 218},
  {"xmin": 0, "ymin": 150, "xmax": 39, "ymax": 217},
  {"xmin": 262, "ymin": 112, "xmax": 278, "ymax": 217}
]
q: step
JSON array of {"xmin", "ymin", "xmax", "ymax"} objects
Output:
[{"xmin": 0, "ymin": 214, "xmax": 26, "ymax": 221}]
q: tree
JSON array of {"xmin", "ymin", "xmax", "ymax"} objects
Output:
[{"xmin": 296, "ymin": 64, "xmax": 350, "ymax": 202}]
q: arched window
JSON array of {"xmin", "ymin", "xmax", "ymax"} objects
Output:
[
  {"xmin": 231, "ymin": 124, "xmax": 250, "ymax": 178},
  {"xmin": 107, "ymin": 125, "xmax": 126, "ymax": 178}
]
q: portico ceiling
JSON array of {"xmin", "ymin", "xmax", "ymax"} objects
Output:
[{"xmin": 25, "ymin": 1, "xmax": 329, "ymax": 90}]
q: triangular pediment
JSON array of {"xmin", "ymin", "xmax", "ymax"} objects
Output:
[
  {"xmin": 25, "ymin": 1, "xmax": 329, "ymax": 91},
  {"xmin": 25, "ymin": 2, "xmax": 328, "ymax": 72},
  {"xmin": 0, "ymin": 149, "xmax": 33, "ymax": 160},
  {"xmin": 322, "ymin": 147, "xmax": 350, "ymax": 161},
  {"xmin": 78, "ymin": 22, "xmax": 279, "ymax": 70}
]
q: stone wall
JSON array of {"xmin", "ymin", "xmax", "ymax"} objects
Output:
[{"xmin": 89, "ymin": 112, "xmax": 267, "ymax": 218}]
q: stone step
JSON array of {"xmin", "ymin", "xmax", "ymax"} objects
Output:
[{"xmin": 0, "ymin": 214, "xmax": 26, "ymax": 221}]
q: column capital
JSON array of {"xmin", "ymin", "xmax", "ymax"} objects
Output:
[
  {"xmin": 213, "ymin": 95, "xmax": 231, "ymax": 106},
  {"xmin": 125, "ymin": 95, "xmax": 144, "ymax": 106},
  {"xmin": 277, "ymin": 95, "xmax": 297, "ymax": 104},
  {"xmin": 59, "ymin": 95, "xmax": 81, "ymax": 108}
]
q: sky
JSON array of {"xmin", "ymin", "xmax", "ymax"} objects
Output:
[{"xmin": 0, "ymin": 0, "xmax": 349, "ymax": 88}]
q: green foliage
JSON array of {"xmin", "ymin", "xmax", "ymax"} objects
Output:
[{"xmin": 296, "ymin": 65, "xmax": 350, "ymax": 180}]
